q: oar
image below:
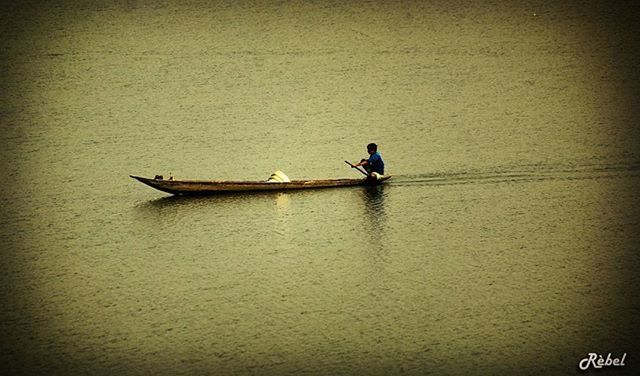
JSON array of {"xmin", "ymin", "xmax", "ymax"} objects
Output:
[{"xmin": 345, "ymin": 160, "xmax": 369, "ymax": 177}]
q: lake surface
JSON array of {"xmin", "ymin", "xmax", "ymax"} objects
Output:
[{"xmin": 1, "ymin": 1, "xmax": 639, "ymax": 375}]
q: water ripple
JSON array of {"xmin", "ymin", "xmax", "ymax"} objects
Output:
[{"xmin": 391, "ymin": 161, "xmax": 640, "ymax": 187}]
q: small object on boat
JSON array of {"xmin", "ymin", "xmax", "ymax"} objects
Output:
[
  {"xmin": 267, "ymin": 170, "xmax": 290, "ymax": 183},
  {"xmin": 154, "ymin": 175, "xmax": 163, "ymax": 180},
  {"xmin": 130, "ymin": 174, "xmax": 391, "ymax": 195},
  {"xmin": 169, "ymin": 172, "xmax": 174, "ymax": 181}
]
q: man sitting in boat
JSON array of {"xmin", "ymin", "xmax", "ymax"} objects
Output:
[{"xmin": 353, "ymin": 143, "xmax": 385, "ymax": 179}]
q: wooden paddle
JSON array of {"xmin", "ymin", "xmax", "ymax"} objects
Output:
[{"xmin": 344, "ymin": 160, "xmax": 369, "ymax": 177}]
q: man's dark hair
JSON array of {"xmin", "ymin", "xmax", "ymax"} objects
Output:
[{"xmin": 367, "ymin": 143, "xmax": 377, "ymax": 152}]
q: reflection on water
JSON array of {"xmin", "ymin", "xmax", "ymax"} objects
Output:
[
  {"xmin": 360, "ymin": 185, "xmax": 387, "ymax": 245},
  {"xmin": 362, "ymin": 185, "xmax": 386, "ymax": 211},
  {"xmin": 136, "ymin": 191, "xmax": 287, "ymax": 210},
  {"xmin": 274, "ymin": 192, "xmax": 290, "ymax": 213}
]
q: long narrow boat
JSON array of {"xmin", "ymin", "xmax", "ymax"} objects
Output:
[{"xmin": 130, "ymin": 175, "xmax": 391, "ymax": 195}]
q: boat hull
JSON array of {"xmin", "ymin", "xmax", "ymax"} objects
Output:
[{"xmin": 130, "ymin": 175, "xmax": 391, "ymax": 195}]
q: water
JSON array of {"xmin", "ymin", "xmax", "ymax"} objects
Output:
[{"xmin": 1, "ymin": 1, "xmax": 640, "ymax": 375}]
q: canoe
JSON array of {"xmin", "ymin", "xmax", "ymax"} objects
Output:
[{"xmin": 130, "ymin": 175, "xmax": 391, "ymax": 195}]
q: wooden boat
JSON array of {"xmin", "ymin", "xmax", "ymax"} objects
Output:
[{"xmin": 130, "ymin": 175, "xmax": 391, "ymax": 195}]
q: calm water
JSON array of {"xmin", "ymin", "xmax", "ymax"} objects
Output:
[{"xmin": 1, "ymin": 1, "xmax": 640, "ymax": 375}]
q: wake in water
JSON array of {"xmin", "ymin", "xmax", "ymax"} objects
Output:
[{"xmin": 391, "ymin": 161, "xmax": 640, "ymax": 187}]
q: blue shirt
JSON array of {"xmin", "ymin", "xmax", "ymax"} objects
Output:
[{"xmin": 368, "ymin": 152, "xmax": 384, "ymax": 175}]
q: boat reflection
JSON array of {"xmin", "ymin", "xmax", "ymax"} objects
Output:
[{"xmin": 132, "ymin": 191, "xmax": 286, "ymax": 230}]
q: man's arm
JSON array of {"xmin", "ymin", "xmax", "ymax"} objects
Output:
[{"xmin": 354, "ymin": 159, "xmax": 369, "ymax": 167}]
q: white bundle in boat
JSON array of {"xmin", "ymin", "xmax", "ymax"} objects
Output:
[{"xmin": 267, "ymin": 170, "xmax": 290, "ymax": 183}]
